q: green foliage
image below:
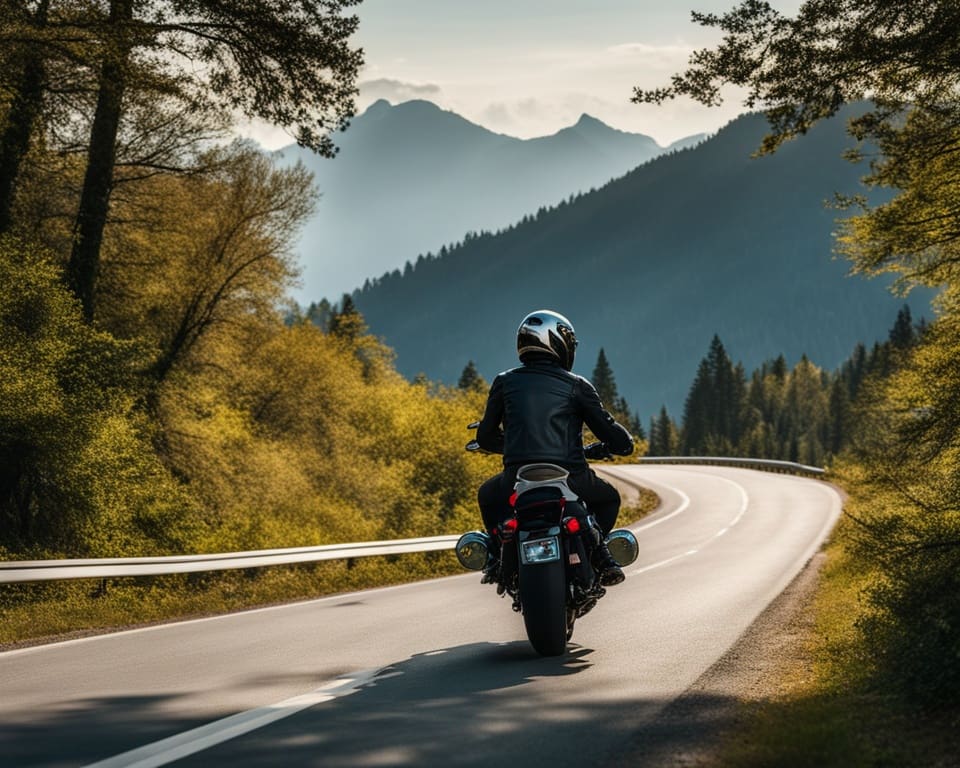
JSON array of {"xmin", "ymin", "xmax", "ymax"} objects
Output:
[
  {"xmin": 0, "ymin": 226, "xmax": 505, "ymax": 639},
  {"xmin": 0, "ymin": 235, "xmax": 198, "ymax": 555},
  {"xmin": 703, "ymin": 504, "xmax": 960, "ymax": 767},
  {"xmin": 328, "ymin": 294, "xmax": 367, "ymax": 343},
  {"xmin": 836, "ymin": 289, "xmax": 960, "ymax": 708},
  {"xmin": 635, "ymin": 0, "xmax": 960, "ymax": 299},
  {"xmin": 640, "ymin": 0, "xmax": 960, "ymax": 712},
  {"xmin": 0, "ymin": 127, "xmax": 507, "ymax": 644},
  {"xmin": 0, "ymin": 0, "xmax": 363, "ymax": 323},
  {"xmin": 97, "ymin": 143, "xmax": 315, "ymax": 386},
  {"xmin": 669, "ymin": 306, "xmax": 922, "ymax": 465},
  {"xmin": 635, "ymin": 1, "xmax": 960, "ymax": 151}
]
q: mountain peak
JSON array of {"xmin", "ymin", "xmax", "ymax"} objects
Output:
[
  {"xmin": 365, "ymin": 98, "xmax": 393, "ymax": 114},
  {"xmin": 574, "ymin": 113, "xmax": 608, "ymax": 131},
  {"xmin": 393, "ymin": 99, "xmax": 443, "ymax": 114}
]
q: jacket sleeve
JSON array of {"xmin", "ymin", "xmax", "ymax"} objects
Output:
[
  {"xmin": 476, "ymin": 374, "xmax": 505, "ymax": 454},
  {"xmin": 576, "ymin": 377, "xmax": 634, "ymax": 456}
]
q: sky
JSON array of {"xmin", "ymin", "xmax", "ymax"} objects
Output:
[{"xmin": 243, "ymin": 0, "xmax": 803, "ymax": 148}]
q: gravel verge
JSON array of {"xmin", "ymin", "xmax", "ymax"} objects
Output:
[{"xmin": 609, "ymin": 549, "xmax": 825, "ymax": 767}]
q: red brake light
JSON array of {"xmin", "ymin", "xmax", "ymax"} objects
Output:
[
  {"xmin": 562, "ymin": 516, "xmax": 581, "ymax": 534},
  {"xmin": 503, "ymin": 518, "xmax": 519, "ymax": 534}
]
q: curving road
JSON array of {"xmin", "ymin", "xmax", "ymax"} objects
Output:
[{"xmin": 0, "ymin": 466, "xmax": 842, "ymax": 768}]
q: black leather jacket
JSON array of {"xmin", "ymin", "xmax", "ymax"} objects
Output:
[{"xmin": 477, "ymin": 354, "xmax": 634, "ymax": 469}]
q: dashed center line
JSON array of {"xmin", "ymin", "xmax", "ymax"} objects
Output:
[{"xmin": 627, "ymin": 469, "xmax": 750, "ymax": 577}]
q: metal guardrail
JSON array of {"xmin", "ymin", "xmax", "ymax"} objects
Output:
[
  {"xmin": 637, "ymin": 456, "xmax": 826, "ymax": 476},
  {"xmin": 0, "ymin": 535, "xmax": 460, "ymax": 584},
  {"xmin": 0, "ymin": 457, "xmax": 825, "ymax": 584}
]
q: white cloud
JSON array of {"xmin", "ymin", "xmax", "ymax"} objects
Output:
[
  {"xmin": 233, "ymin": 117, "xmax": 298, "ymax": 151},
  {"xmin": 358, "ymin": 78, "xmax": 443, "ymax": 107},
  {"xmin": 607, "ymin": 42, "xmax": 695, "ymax": 58},
  {"xmin": 478, "ymin": 102, "xmax": 518, "ymax": 132}
]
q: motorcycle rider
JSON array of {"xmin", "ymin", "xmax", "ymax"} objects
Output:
[{"xmin": 476, "ymin": 309, "xmax": 635, "ymax": 586}]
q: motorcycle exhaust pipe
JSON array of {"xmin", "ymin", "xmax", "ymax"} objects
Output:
[
  {"xmin": 605, "ymin": 529, "xmax": 639, "ymax": 567},
  {"xmin": 455, "ymin": 531, "xmax": 494, "ymax": 570}
]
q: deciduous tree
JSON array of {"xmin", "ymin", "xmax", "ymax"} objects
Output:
[{"xmin": 0, "ymin": 0, "xmax": 364, "ymax": 319}]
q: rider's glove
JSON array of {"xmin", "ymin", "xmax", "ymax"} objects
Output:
[{"xmin": 584, "ymin": 441, "xmax": 613, "ymax": 460}]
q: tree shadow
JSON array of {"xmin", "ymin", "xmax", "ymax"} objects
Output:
[
  {"xmin": 2, "ymin": 640, "xmax": 748, "ymax": 767},
  {"xmin": 166, "ymin": 640, "xmax": 739, "ymax": 768}
]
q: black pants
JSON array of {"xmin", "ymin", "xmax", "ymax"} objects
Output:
[{"xmin": 478, "ymin": 465, "xmax": 621, "ymax": 535}]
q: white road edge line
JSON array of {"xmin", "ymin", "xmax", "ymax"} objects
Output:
[
  {"xmin": 0, "ymin": 576, "xmax": 460, "ymax": 658},
  {"xmin": 627, "ymin": 469, "xmax": 750, "ymax": 576},
  {"xmin": 80, "ymin": 669, "xmax": 380, "ymax": 768},
  {"xmin": 634, "ymin": 488, "xmax": 691, "ymax": 531},
  {"xmin": 630, "ymin": 550, "xmax": 694, "ymax": 574}
]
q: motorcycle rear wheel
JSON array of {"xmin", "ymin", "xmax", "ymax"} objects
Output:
[{"xmin": 519, "ymin": 559, "xmax": 567, "ymax": 656}]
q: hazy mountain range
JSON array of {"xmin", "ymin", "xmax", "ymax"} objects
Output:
[
  {"xmin": 276, "ymin": 99, "xmax": 704, "ymax": 301},
  {"xmin": 349, "ymin": 104, "xmax": 932, "ymax": 420}
]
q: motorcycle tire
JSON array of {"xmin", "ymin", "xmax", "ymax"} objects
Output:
[{"xmin": 518, "ymin": 558, "xmax": 568, "ymax": 656}]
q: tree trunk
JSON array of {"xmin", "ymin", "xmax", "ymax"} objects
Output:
[
  {"xmin": 66, "ymin": 0, "xmax": 133, "ymax": 322},
  {"xmin": 0, "ymin": 450, "xmax": 33, "ymax": 547},
  {"xmin": 0, "ymin": 0, "xmax": 50, "ymax": 233}
]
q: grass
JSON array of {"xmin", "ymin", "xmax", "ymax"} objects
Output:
[
  {"xmin": 703, "ymin": 485, "xmax": 960, "ymax": 768},
  {"xmin": 0, "ymin": 484, "xmax": 660, "ymax": 648}
]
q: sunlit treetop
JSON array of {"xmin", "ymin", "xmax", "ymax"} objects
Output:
[{"xmin": 634, "ymin": 0, "xmax": 960, "ymax": 153}]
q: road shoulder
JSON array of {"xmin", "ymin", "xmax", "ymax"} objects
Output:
[{"xmin": 610, "ymin": 550, "xmax": 824, "ymax": 767}]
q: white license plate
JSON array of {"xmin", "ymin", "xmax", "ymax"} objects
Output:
[{"xmin": 520, "ymin": 536, "xmax": 561, "ymax": 565}]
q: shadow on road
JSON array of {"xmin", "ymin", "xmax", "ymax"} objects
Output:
[{"xmin": 3, "ymin": 640, "xmax": 745, "ymax": 768}]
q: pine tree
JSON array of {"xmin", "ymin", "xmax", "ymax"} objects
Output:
[
  {"xmin": 457, "ymin": 360, "xmax": 487, "ymax": 393},
  {"xmin": 681, "ymin": 358, "xmax": 713, "ymax": 455},
  {"xmin": 306, "ymin": 299, "xmax": 333, "ymax": 332},
  {"xmin": 592, "ymin": 348, "xmax": 619, "ymax": 407},
  {"xmin": 827, "ymin": 375, "xmax": 851, "ymax": 455},
  {"xmin": 328, "ymin": 294, "xmax": 366, "ymax": 342},
  {"xmin": 770, "ymin": 355, "xmax": 788, "ymax": 381},
  {"xmin": 889, "ymin": 304, "xmax": 917, "ymax": 350},
  {"xmin": 649, "ymin": 406, "xmax": 679, "ymax": 456},
  {"xmin": 680, "ymin": 336, "xmax": 745, "ymax": 455}
]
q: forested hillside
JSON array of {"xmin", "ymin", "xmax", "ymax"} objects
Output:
[
  {"xmin": 350, "ymin": 104, "xmax": 928, "ymax": 420},
  {"xmin": 279, "ymin": 98, "xmax": 701, "ymax": 302}
]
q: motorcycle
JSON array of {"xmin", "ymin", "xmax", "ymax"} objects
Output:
[{"xmin": 455, "ymin": 424, "xmax": 639, "ymax": 656}]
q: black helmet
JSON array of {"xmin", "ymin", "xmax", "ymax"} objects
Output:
[{"xmin": 517, "ymin": 310, "xmax": 578, "ymax": 370}]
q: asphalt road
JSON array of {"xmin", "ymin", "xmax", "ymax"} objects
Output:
[{"xmin": 0, "ymin": 465, "xmax": 842, "ymax": 768}]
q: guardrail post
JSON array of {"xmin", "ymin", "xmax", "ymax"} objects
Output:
[{"xmin": 90, "ymin": 578, "xmax": 108, "ymax": 598}]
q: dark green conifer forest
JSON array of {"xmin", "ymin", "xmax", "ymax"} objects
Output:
[{"xmin": 661, "ymin": 306, "xmax": 920, "ymax": 467}]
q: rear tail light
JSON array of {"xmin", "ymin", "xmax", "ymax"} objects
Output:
[{"xmin": 562, "ymin": 516, "xmax": 582, "ymax": 534}]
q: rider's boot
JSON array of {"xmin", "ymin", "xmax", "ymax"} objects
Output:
[
  {"xmin": 481, "ymin": 532, "xmax": 502, "ymax": 584},
  {"xmin": 589, "ymin": 520, "xmax": 625, "ymax": 586},
  {"xmin": 594, "ymin": 540, "xmax": 625, "ymax": 586}
]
